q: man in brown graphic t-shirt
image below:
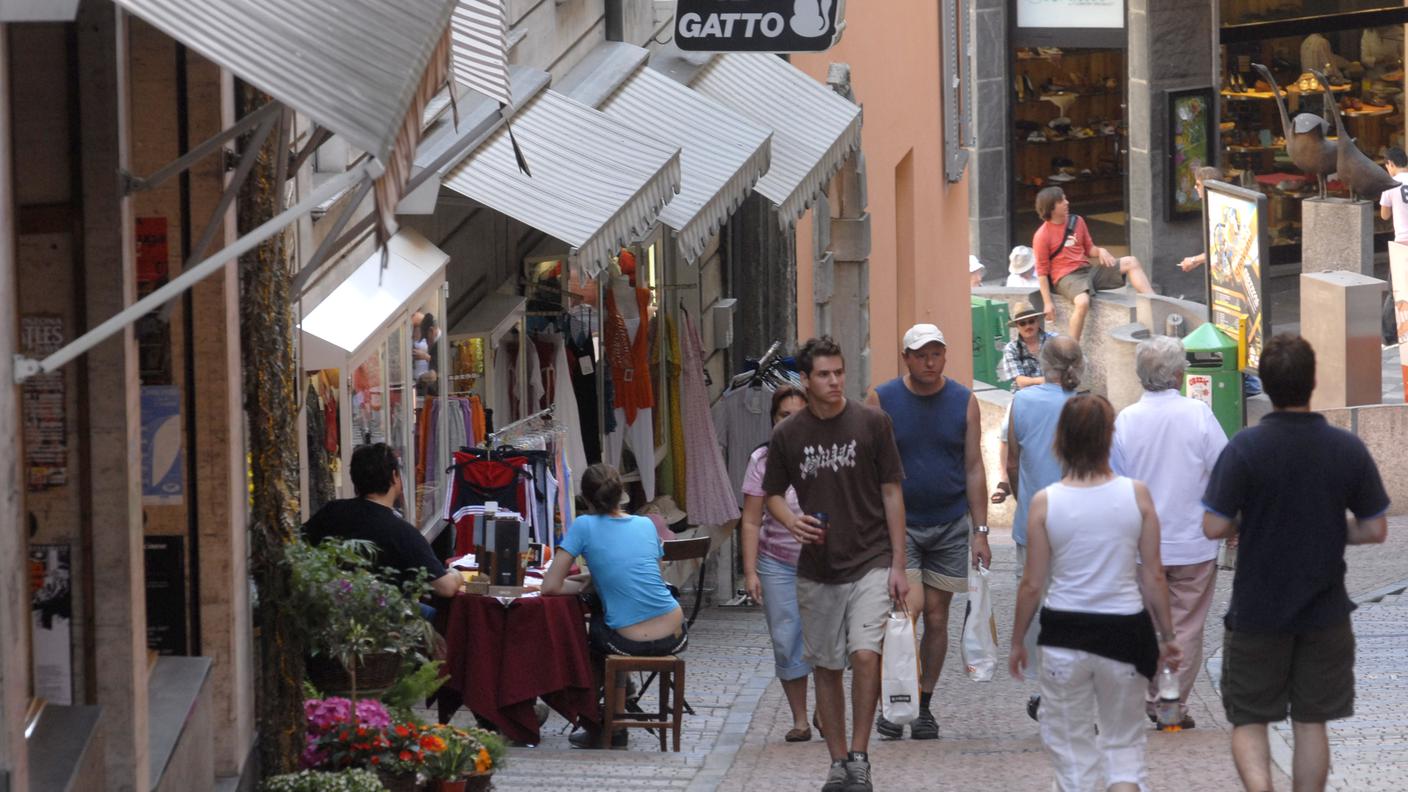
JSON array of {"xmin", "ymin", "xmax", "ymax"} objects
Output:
[{"xmin": 763, "ymin": 336, "xmax": 907, "ymax": 792}]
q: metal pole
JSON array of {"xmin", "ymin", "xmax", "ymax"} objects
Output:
[{"xmin": 14, "ymin": 162, "xmax": 381, "ymax": 382}]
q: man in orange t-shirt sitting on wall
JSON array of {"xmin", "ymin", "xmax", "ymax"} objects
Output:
[{"xmin": 1032, "ymin": 186, "xmax": 1153, "ymax": 341}]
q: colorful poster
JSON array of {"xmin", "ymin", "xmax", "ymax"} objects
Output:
[
  {"xmin": 1388, "ymin": 241, "xmax": 1408, "ymax": 397},
  {"xmin": 135, "ymin": 216, "xmax": 169, "ymax": 288},
  {"xmin": 30, "ymin": 544, "xmax": 72, "ymax": 705},
  {"xmin": 1169, "ymin": 89, "xmax": 1212, "ymax": 218},
  {"xmin": 1204, "ymin": 181, "xmax": 1269, "ymax": 371},
  {"xmin": 20, "ymin": 315, "xmax": 67, "ymax": 490},
  {"xmin": 141, "ymin": 385, "xmax": 184, "ymax": 505}
]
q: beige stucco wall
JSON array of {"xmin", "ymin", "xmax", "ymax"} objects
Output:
[{"xmin": 792, "ymin": 0, "xmax": 973, "ymax": 387}]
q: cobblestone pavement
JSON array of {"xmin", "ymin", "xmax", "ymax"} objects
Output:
[{"xmin": 476, "ymin": 517, "xmax": 1408, "ymax": 791}]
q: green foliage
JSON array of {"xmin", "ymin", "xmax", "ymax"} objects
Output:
[
  {"xmin": 380, "ymin": 659, "xmax": 447, "ymax": 718},
  {"xmin": 259, "ymin": 768, "xmax": 385, "ymax": 792},
  {"xmin": 474, "ymin": 728, "xmax": 507, "ymax": 772},
  {"xmin": 285, "ymin": 538, "xmax": 433, "ymax": 669}
]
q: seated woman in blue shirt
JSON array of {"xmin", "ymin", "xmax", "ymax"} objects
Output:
[{"xmin": 542, "ymin": 463, "xmax": 685, "ymax": 748}]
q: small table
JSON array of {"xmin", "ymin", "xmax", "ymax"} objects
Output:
[{"xmin": 439, "ymin": 592, "xmax": 599, "ymax": 744}]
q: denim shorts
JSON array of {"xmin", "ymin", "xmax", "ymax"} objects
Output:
[
  {"xmin": 756, "ymin": 554, "xmax": 812, "ymax": 681},
  {"xmin": 588, "ymin": 615, "xmax": 688, "ymax": 657}
]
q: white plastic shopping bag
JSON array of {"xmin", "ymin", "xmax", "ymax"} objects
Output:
[
  {"xmin": 961, "ymin": 564, "xmax": 999, "ymax": 682},
  {"xmin": 881, "ymin": 609, "xmax": 920, "ymax": 725}
]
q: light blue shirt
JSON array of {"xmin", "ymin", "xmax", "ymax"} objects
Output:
[
  {"xmin": 1010, "ymin": 383, "xmax": 1076, "ymax": 546},
  {"xmin": 559, "ymin": 514, "xmax": 678, "ymax": 630}
]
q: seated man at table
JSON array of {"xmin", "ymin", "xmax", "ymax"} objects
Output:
[
  {"xmin": 542, "ymin": 463, "xmax": 686, "ymax": 749},
  {"xmin": 304, "ymin": 442, "xmax": 461, "ymax": 601}
]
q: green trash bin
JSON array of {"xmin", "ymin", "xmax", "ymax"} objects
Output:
[
  {"xmin": 1181, "ymin": 323, "xmax": 1243, "ymax": 438},
  {"xmin": 970, "ymin": 297, "xmax": 1011, "ymax": 390}
]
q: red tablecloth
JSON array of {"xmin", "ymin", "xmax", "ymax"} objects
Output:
[{"xmin": 440, "ymin": 593, "xmax": 599, "ymax": 743}]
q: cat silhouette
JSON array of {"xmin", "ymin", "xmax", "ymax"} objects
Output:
[{"xmin": 789, "ymin": 0, "xmax": 831, "ymax": 37}]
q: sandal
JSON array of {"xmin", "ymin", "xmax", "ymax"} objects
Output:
[
  {"xmin": 991, "ymin": 481, "xmax": 1012, "ymax": 504},
  {"xmin": 784, "ymin": 727, "xmax": 813, "ymax": 742}
]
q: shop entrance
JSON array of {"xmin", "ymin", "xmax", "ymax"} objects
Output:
[{"xmin": 1010, "ymin": 47, "xmax": 1130, "ymax": 256}]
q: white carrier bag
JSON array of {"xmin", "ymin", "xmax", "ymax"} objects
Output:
[
  {"xmin": 881, "ymin": 608, "xmax": 920, "ymax": 725},
  {"xmin": 961, "ymin": 564, "xmax": 999, "ymax": 681}
]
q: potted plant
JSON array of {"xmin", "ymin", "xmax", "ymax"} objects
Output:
[
  {"xmin": 288, "ymin": 538, "xmax": 433, "ymax": 697},
  {"xmin": 302, "ymin": 696, "xmax": 392, "ymax": 769},
  {"xmin": 372, "ymin": 718, "xmax": 435, "ymax": 792},
  {"xmin": 260, "ymin": 768, "xmax": 385, "ymax": 792}
]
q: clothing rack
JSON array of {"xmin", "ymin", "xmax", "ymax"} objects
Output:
[{"xmin": 488, "ymin": 404, "xmax": 554, "ymax": 444}]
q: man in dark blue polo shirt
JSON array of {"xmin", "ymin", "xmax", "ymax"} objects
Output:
[{"xmin": 1203, "ymin": 334, "xmax": 1390, "ymax": 792}]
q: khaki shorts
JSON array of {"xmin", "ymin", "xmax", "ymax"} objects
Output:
[
  {"xmin": 1054, "ymin": 264, "xmax": 1125, "ymax": 300},
  {"xmin": 796, "ymin": 566, "xmax": 892, "ymax": 671},
  {"xmin": 1221, "ymin": 619, "xmax": 1355, "ymax": 725}
]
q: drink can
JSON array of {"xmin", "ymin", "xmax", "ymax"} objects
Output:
[{"xmin": 810, "ymin": 512, "xmax": 829, "ymax": 543}]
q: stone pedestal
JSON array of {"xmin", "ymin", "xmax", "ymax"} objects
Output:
[
  {"xmin": 1302, "ymin": 199, "xmax": 1375, "ymax": 276},
  {"xmin": 1301, "ymin": 271, "xmax": 1385, "ymax": 410}
]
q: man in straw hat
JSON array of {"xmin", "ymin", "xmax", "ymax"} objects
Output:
[{"xmin": 991, "ymin": 302, "xmax": 1057, "ymax": 505}]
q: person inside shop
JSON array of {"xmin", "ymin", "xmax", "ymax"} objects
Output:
[
  {"xmin": 1033, "ymin": 186, "xmax": 1154, "ymax": 342},
  {"xmin": 303, "ymin": 442, "xmax": 462, "ymax": 603},
  {"xmin": 1178, "ymin": 166, "xmax": 1225, "ymax": 272},
  {"xmin": 541, "ymin": 463, "xmax": 686, "ymax": 749},
  {"xmin": 413, "ymin": 312, "xmax": 442, "ymax": 394}
]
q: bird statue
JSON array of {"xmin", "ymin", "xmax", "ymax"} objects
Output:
[
  {"xmin": 1312, "ymin": 68, "xmax": 1401, "ymax": 201},
  {"xmin": 1252, "ymin": 63, "xmax": 1337, "ymax": 199}
]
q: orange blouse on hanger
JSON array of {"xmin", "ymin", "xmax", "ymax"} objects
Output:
[{"xmin": 605, "ymin": 286, "xmax": 655, "ymax": 426}]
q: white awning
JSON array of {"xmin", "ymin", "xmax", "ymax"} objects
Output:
[
  {"xmin": 451, "ymin": 0, "xmax": 512, "ymax": 106},
  {"xmin": 114, "ymin": 0, "xmax": 458, "ymax": 165},
  {"xmin": 675, "ymin": 53, "xmax": 862, "ymax": 229},
  {"xmin": 300, "ymin": 229, "xmax": 448, "ymax": 366},
  {"xmin": 441, "ymin": 90, "xmax": 681, "ymax": 280},
  {"xmin": 596, "ymin": 61, "xmax": 772, "ymax": 264}
]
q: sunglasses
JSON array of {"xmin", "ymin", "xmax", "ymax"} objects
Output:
[{"xmin": 1017, "ymin": 317, "xmax": 1040, "ymax": 327}]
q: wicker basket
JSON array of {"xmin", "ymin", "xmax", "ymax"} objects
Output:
[
  {"xmin": 376, "ymin": 769, "xmax": 421, "ymax": 792},
  {"xmin": 305, "ymin": 652, "xmax": 402, "ymax": 697}
]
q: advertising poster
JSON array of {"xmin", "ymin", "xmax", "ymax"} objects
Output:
[
  {"xmin": 20, "ymin": 314, "xmax": 67, "ymax": 490},
  {"xmin": 1169, "ymin": 89, "xmax": 1212, "ymax": 219},
  {"xmin": 30, "ymin": 544, "xmax": 72, "ymax": 705},
  {"xmin": 145, "ymin": 536, "xmax": 188, "ymax": 656},
  {"xmin": 1204, "ymin": 181, "xmax": 1270, "ymax": 371},
  {"xmin": 1389, "ymin": 241, "xmax": 1408, "ymax": 397},
  {"xmin": 141, "ymin": 385, "xmax": 184, "ymax": 505}
]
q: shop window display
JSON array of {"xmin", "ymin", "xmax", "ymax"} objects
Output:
[{"xmin": 1012, "ymin": 47, "xmax": 1128, "ymax": 247}]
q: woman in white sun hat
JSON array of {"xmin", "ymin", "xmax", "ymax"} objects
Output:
[{"xmin": 1007, "ymin": 246, "xmax": 1040, "ymax": 289}]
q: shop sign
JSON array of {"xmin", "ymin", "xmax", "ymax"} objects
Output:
[
  {"xmin": 20, "ymin": 315, "xmax": 67, "ymax": 490},
  {"xmin": 675, "ymin": 0, "xmax": 845, "ymax": 52},
  {"xmin": 1017, "ymin": 0, "xmax": 1124, "ymax": 30}
]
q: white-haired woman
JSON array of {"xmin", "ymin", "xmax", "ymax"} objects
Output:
[{"xmin": 1110, "ymin": 334, "xmax": 1227, "ymax": 729}]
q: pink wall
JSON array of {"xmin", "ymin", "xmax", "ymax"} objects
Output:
[{"xmin": 792, "ymin": 0, "xmax": 973, "ymax": 388}]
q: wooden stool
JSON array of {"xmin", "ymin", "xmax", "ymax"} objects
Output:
[{"xmin": 602, "ymin": 655, "xmax": 685, "ymax": 751}]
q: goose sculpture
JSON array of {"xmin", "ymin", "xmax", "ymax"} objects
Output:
[
  {"xmin": 1311, "ymin": 68, "xmax": 1401, "ymax": 200},
  {"xmin": 1252, "ymin": 63, "xmax": 1337, "ymax": 199}
]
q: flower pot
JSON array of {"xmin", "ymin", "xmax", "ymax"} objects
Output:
[
  {"xmin": 305, "ymin": 652, "xmax": 401, "ymax": 697},
  {"xmin": 429, "ymin": 780, "xmax": 467, "ymax": 792},
  {"xmin": 377, "ymin": 768, "xmax": 421, "ymax": 792},
  {"xmin": 466, "ymin": 773, "xmax": 493, "ymax": 792}
]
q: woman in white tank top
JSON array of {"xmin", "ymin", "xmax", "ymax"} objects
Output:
[{"xmin": 1009, "ymin": 394, "xmax": 1181, "ymax": 792}]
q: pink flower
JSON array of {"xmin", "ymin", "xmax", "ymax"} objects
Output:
[{"xmin": 354, "ymin": 698, "xmax": 390, "ymax": 729}]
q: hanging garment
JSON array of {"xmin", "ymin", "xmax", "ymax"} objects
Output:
[
  {"xmin": 493, "ymin": 339, "xmax": 515, "ymax": 423},
  {"xmin": 712, "ymin": 385, "xmax": 775, "ymax": 508},
  {"xmin": 654, "ymin": 315, "xmax": 686, "ymax": 502},
  {"xmin": 545, "ymin": 332, "xmax": 589, "ymax": 492},
  {"xmin": 566, "ymin": 331, "xmax": 602, "ymax": 463},
  {"xmin": 306, "ymin": 383, "xmax": 335, "ymax": 514},
  {"xmin": 469, "ymin": 394, "xmax": 487, "ymax": 447},
  {"xmin": 679, "ymin": 312, "xmax": 741, "ymax": 526},
  {"xmin": 604, "ymin": 285, "xmax": 654, "ymax": 426},
  {"xmin": 604, "ymin": 406, "xmax": 656, "ymax": 501}
]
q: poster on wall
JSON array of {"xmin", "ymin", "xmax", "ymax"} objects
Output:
[
  {"xmin": 1017, "ymin": 0, "xmax": 1124, "ymax": 30},
  {"xmin": 145, "ymin": 536, "xmax": 188, "ymax": 656},
  {"xmin": 1203, "ymin": 180, "xmax": 1270, "ymax": 371},
  {"xmin": 141, "ymin": 385, "xmax": 184, "ymax": 505},
  {"xmin": 30, "ymin": 544, "xmax": 73, "ymax": 705},
  {"xmin": 1168, "ymin": 88, "xmax": 1213, "ymax": 220},
  {"xmin": 21, "ymin": 314, "xmax": 67, "ymax": 490}
]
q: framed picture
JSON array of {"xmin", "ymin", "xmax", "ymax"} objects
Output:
[
  {"xmin": 1202, "ymin": 180, "xmax": 1270, "ymax": 372},
  {"xmin": 1168, "ymin": 88, "xmax": 1214, "ymax": 220}
]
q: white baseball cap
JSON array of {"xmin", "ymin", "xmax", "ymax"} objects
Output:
[
  {"xmin": 903, "ymin": 323, "xmax": 946, "ymax": 350},
  {"xmin": 969, "ymin": 255, "xmax": 985, "ymax": 273}
]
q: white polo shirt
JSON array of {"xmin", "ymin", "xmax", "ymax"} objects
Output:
[
  {"xmin": 1110, "ymin": 389, "xmax": 1229, "ymax": 565},
  {"xmin": 1379, "ymin": 171, "xmax": 1408, "ymax": 243}
]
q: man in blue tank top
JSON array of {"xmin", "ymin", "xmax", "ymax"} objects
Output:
[{"xmin": 868, "ymin": 323, "xmax": 992, "ymax": 740}]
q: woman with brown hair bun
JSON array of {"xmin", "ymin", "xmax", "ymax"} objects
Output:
[
  {"xmin": 542, "ymin": 463, "xmax": 684, "ymax": 749},
  {"xmin": 1009, "ymin": 394, "xmax": 1181, "ymax": 791}
]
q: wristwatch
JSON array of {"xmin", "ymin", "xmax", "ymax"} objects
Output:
[{"xmin": 974, "ymin": 524, "xmax": 990, "ymax": 535}]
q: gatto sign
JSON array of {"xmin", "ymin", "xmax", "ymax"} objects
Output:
[{"xmin": 675, "ymin": 0, "xmax": 846, "ymax": 52}]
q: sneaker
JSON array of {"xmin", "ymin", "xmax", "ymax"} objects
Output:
[
  {"xmin": 1027, "ymin": 694, "xmax": 1041, "ymax": 722},
  {"xmin": 569, "ymin": 727, "xmax": 627, "ymax": 749},
  {"xmin": 821, "ymin": 759, "xmax": 849, "ymax": 792},
  {"xmin": 874, "ymin": 715, "xmax": 904, "ymax": 740},
  {"xmin": 909, "ymin": 709, "xmax": 939, "ymax": 740},
  {"xmin": 844, "ymin": 752, "xmax": 873, "ymax": 792}
]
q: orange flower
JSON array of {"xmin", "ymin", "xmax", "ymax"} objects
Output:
[
  {"xmin": 420, "ymin": 735, "xmax": 447, "ymax": 752},
  {"xmin": 475, "ymin": 747, "xmax": 491, "ymax": 773}
]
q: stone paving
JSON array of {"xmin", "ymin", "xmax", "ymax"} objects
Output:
[{"xmin": 470, "ymin": 517, "xmax": 1408, "ymax": 791}]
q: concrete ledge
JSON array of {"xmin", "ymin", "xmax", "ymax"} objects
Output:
[
  {"xmin": 149, "ymin": 656, "xmax": 214, "ymax": 792},
  {"xmin": 28, "ymin": 704, "xmax": 105, "ymax": 792},
  {"xmin": 1107, "ymin": 323, "xmax": 1150, "ymax": 412}
]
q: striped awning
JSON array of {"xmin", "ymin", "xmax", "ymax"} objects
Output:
[
  {"xmin": 599, "ymin": 67, "xmax": 771, "ymax": 263},
  {"xmin": 441, "ymin": 90, "xmax": 681, "ymax": 279},
  {"xmin": 113, "ymin": 0, "xmax": 458, "ymax": 165},
  {"xmin": 680, "ymin": 53, "xmax": 862, "ymax": 229},
  {"xmin": 450, "ymin": 0, "xmax": 512, "ymax": 106}
]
